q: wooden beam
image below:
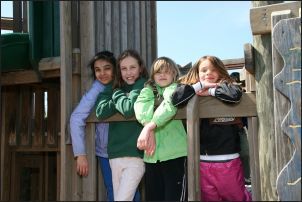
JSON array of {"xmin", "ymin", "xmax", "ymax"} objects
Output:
[
  {"xmin": 87, "ymin": 92, "xmax": 257, "ymax": 122},
  {"xmin": 39, "ymin": 57, "xmax": 60, "ymax": 71},
  {"xmin": 186, "ymin": 95, "xmax": 200, "ymax": 201},
  {"xmin": 250, "ymin": 1, "xmax": 300, "ymax": 35},
  {"xmin": 1, "ymin": 70, "xmax": 41, "ymax": 85},
  {"xmin": 244, "ymin": 43, "xmax": 255, "ymax": 74},
  {"xmin": 1, "ymin": 17, "xmax": 14, "ymax": 30}
]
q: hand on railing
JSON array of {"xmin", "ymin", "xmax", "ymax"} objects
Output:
[{"xmin": 137, "ymin": 122, "xmax": 157, "ymax": 156}]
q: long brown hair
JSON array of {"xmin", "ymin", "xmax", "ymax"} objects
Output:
[
  {"xmin": 178, "ymin": 55, "xmax": 234, "ymax": 85},
  {"xmin": 113, "ymin": 49, "xmax": 149, "ymax": 89}
]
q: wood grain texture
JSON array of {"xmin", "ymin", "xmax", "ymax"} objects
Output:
[
  {"xmin": 273, "ymin": 16, "xmax": 301, "ymax": 201},
  {"xmin": 250, "ymin": 1, "xmax": 300, "ymax": 35}
]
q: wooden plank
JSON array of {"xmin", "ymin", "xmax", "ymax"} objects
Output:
[
  {"xmin": 243, "ymin": 43, "xmax": 256, "ymax": 92},
  {"xmin": 198, "ymin": 92, "xmax": 257, "ymax": 118},
  {"xmin": 1, "ymin": 70, "xmax": 41, "ymax": 86},
  {"xmin": 22, "ymin": 1, "xmax": 28, "ymax": 32},
  {"xmin": 32, "ymin": 88, "xmax": 44, "ymax": 147},
  {"xmin": 150, "ymin": 1, "xmax": 157, "ymax": 65},
  {"xmin": 134, "ymin": 1, "xmax": 141, "ymax": 52},
  {"xmin": 250, "ymin": 1, "xmax": 300, "ymax": 35},
  {"xmin": 87, "ymin": 92, "xmax": 256, "ymax": 122},
  {"xmin": 95, "ymin": 1, "xmax": 105, "ymax": 51},
  {"xmin": 146, "ymin": 2, "xmax": 152, "ymax": 67},
  {"xmin": 120, "ymin": 1, "xmax": 128, "ymax": 51},
  {"xmin": 248, "ymin": 117, "xmax": 261, "ymax": 201},
  {"xmin": 13, "ymin": 1, "xmax": 22, "ymax": 32},
  {"xmin": 244, "ymin": 43, "xmax": 255, "ymax": 74},
  {"xmin": 104, "ymin": 1, "xmax": 112, "ymax": 51},
  {"xmin": 127, "ymin": 1, "xmax": 134, "ymax": 49},
  {"xmin": 271, "ymin": 9, "xmax": 294, "ymax": 182},
  {"xmin": 3, "ymin": 87, "xmax": 18, "ymax": 146},
  {"xmin": 112, "ymin": 1, "xmax": 121, "ymax": 54},
  {"xmin": 79, "ymin": 2, "xmax": 97, "ymax": 200},
  {"xmin": 252, "ymin": 1, "xmax": 280, "ymax": 200},
  {"xmin": 46, "ymin": 88, "xmax": 58, "ymax": 146},
  {"xmin": 39, "ymin": 69, "xmax": 60, "ymax": 78},
  {"xmin": 222, "ymin": 58, "xmax": 245, "ymax": 69},
  {"xmin": 39, "ymin": 57, "xmax": 60, "ymax": 71},
  {"xmin": 18, "ymin": 86, "xmax": 32, "ymax": 146},
  {"xmin": 140, "ymin": 2, "xmax": 147, "ymax": 64},
  {"xmin": 1, "ymin": 17, "xmax": 14, "ymax": 30},
  {"xmin": 82, "ymin": 124, "xmax": 97, "ymax": 200},
  {"xmin": 186, "ymin": 96, "xmax": 200, "ymax": 201},
  {"xmin": 0, "ymin": 87, "xmax": 15, "ymax": 200},
  {"xmin": 80, "ymin": 1, "xmax": 95, "ymax": 94},
  {"xmin": 59, "ymin": 2, "xmax": 73, "ymax": 200},
  {"xmin": 273, "ymin": 16, "xmax": 301, "ymax": 201}
]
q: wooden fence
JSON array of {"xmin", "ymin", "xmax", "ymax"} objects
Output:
[{"xmin": 86, "ymin": 92, "xmax": 257, "ymax": 201}]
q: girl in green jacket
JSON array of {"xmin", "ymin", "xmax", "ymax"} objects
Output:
[
  {"xmin": 95, "ymin": 49, "xmax": 149, "ymax": 201},
  {"xmin": 134, "ymin": 57, "xmax": 187, "ymax": 201}
]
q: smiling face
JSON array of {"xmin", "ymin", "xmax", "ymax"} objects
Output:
[
  {"xmin": 94, "ymin": 59, "xmax": 114, "ymax": 85},
  {"xmin": 120, "ymin": 56, "xmax": 141, "ymax": 85},
  {"xmin": 154, "ymin": 68, "xmax": 174, "ymax": 87},
  {"xmin": 198, "ymin": 59, "xmax": 220, "ymax": 83}
]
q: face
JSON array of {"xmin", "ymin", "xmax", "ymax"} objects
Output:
[
  {"xmin": 94, "ymin": 59, "xmax": 114, "ymax": 85},
  {"xmin": 120, "ymin": 56, "xmax": 141, "ymax": 85},
  {"xmin": 198, "ymin": 59, "xmax": 220, "ymax": 83},
  {"xmin": 154, "ymin": 69, "xmax": 174, "ymax": 87}
]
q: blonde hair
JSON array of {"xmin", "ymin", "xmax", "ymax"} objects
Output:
[
  {"xmin": 145, "ymin": 56, "xmax": 180, "ymax": 87},
  {"xmin": 178, "ymin": 55, "xmax": 234, "ymax": 85}
]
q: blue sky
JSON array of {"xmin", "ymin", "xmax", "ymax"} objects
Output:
[
  {"xmin": 157, "ymin": 1, "xmax": 253, "ymax": 66},
  {"xmin": 1, "ymin": 1, "xmax": 253, "ymax": 66}
]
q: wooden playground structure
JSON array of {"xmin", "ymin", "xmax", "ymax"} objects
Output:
[{"xmin": 0, "ymin": 1, "xmax": 301, "ymax": 201}]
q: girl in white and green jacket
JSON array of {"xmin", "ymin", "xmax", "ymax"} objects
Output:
[{"xmin": 134, "ymin": 57, "xmax": 187, "ymax": 201}]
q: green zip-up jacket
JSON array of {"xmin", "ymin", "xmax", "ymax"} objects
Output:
[
  {"xmin": 95, "ymin": 77, "xmax": 147, "ymax": 159},
  {"xmin": 134, "ymin": 82, "xmax": 187, "ymax": 163}
]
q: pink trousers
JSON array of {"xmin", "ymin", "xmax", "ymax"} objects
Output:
[{"xmin": 200, "ymin": 157, "xmax": 251, "ymax": 201}]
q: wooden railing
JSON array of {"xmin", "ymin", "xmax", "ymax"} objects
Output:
[
  {"xmin": 1, "ymin": 1, "xmax": 27, "ymax": 33},
  {"xmin": 85, "ymin": 92, "xmax": 257, "ymax": 201}
]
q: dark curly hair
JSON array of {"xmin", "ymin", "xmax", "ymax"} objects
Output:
[{"xmin": 88, "ymin": 51, "xmax": 116, "ymax": 79}]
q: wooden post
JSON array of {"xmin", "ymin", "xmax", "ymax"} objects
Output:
[
  {"xmin": 78, "ymin": 1, "xmax": 98, "ymax": 201},
  {"xmin": 271, "ymin": 9, "xmax": 294, "ymax": 188},
  {"xmin": 272, "ymin": 15, "xmax": 301, "ymax": 201},
  {"xmin": 186, "ymin": 96, "xmax": 200, "ymax": 201},
  {"xmin": 251, "ymin": 1, "xmax": 283, "ymax": 201},
  {"xmin": 59, "ymin": 2, "xmax": 73, "ymax": 200}
]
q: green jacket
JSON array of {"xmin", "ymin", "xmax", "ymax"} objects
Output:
[
  {"xmin": 95, "ymin": 77, "xmax": 147, "ymax": 159},
  {"xmin": 134, "ymin": 82, "xmax": 187, "ymax": 163}
]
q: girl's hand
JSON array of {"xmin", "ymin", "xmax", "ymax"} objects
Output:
[
  {"xmin": 137, "ymin": 122, "xmax": 157, "ymax": 150},
  {"xmin": 201, "ymin": 81, "xmax": 218, "ymax": 89},
  {"xmin": 76, "ymin": 155, "xmax": 89, "ymax": 177},
  {"xmin": 137, "ymin": 127, "xmax": 149, "ymax": 150},
  {"xmin": 145, "ymin": 130, "xmax": 156, "ymax": 156},
  {"xmin": 196, "ymin": 89, "xmax": 209, "ymax": 96}
]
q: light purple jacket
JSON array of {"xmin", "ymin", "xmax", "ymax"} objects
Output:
[{"xmin": 70, "ymin": 80, "xmax": 109, "ymax": 158}]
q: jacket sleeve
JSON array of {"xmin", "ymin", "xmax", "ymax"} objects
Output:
[
  {"xmin": 112, "ymin": 77, "xmax": 146, "ymax": 118},
  {"xmin": 70, "ymin": 80, "xmax": 104, "ymax": 156},
  {"xmin": 95, "ymin": 83, "xmax": 118, "ymax": 119},
  {"xmin": 152, "ymin": 83, "xmax": 178, "ymax": 127},
  {"xmin": 214, "ymin": 81, "xmax": 242, "ymax": 103},
  {"xmin": 134, "ymin": 86, "xmax": 155, "ymax": 125},
  {"xmin": 171, "ymin": 83, "xmax": 196, "ymax": 107}
]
